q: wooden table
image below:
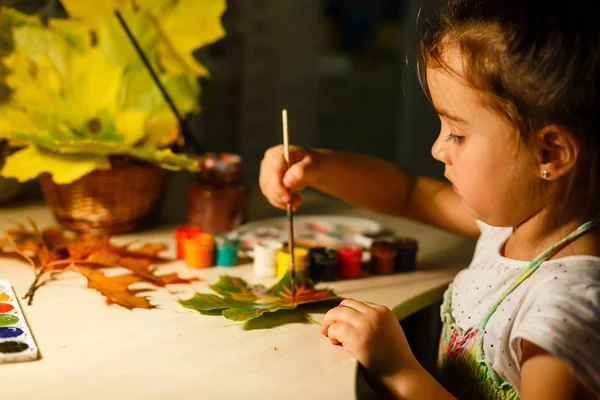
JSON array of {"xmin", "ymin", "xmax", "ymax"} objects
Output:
[{"xmin": 0, "ymin": 194, "xmax": 474, "ymax": 399}]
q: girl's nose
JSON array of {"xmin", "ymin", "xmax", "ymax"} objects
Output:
[{"xmin": 431, "ymin": 133, "xmax": 451, "ymax": 165}]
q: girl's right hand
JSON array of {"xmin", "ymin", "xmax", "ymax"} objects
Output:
[{"xmin": 259, "ymin": 144, "xmax": 319, "ymax": 210}]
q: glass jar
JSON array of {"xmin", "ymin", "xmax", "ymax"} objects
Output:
[{"xmin": 187, "ymin": 153, "xmax": 250, "ymax": 234}]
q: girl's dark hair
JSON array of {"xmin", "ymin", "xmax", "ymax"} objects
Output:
[{"xmin": 418, "ymin": 0, "xmax": 600, "ymax": 219}]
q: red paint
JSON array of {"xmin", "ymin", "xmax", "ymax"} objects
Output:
[
  {"xmin": 175, "ymin": 226, "xmax": 203, "ymax": 259},
  {"xmin": 0, "ymin": 303, "xmax": 14, "ymax": 313},
  {"xmin": 337, "ymin": 246, "xmax": 363, "ymax": 279}
]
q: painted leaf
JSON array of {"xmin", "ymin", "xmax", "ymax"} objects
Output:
[{"xmin": 179, "ymin": 273, "xmax": 339, "ymax": 321}]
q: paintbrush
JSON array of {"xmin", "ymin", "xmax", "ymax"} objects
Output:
[{"xmin": 282, "ymin": 109, "xmax": 296, "ymax": 302}]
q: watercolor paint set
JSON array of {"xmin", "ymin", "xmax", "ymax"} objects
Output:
[{"xmin": 0, "ymin": 280, "xmax": 39, "ymax": 363}]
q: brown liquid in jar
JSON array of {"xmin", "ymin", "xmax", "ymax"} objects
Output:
[{"xmin": 187, "ymin": 153, "xmax": 250, "ymax": 234}]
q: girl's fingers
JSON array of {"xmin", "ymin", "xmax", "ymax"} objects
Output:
[
  {"xmin": 321, "ymin": 303, "xmax": 362, "ymax": 335},
  {"xmin": 339, "ymin": 298, "xmax": 372, "ymax": 313},
  {"xmin": 325, "ymin": 321, "xmax": 354, "ymax": 346}
]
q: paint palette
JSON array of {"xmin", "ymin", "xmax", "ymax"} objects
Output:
[{"xmin": 0, "ymin": 280, "xmax": 38, "ymax": 363}]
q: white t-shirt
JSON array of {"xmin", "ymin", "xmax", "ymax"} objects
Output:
[{"xmin": 450, "ymin": 221, "xmax": 600, "ymax": 395}]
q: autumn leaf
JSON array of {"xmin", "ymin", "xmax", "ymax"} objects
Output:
[
  {"xmin": 179, "ymin": 273, "xmax": 339, "ymax": 322},
  {"xmin": 1, "ymin": 220, "xmax": 198, "ymax": 309},
  {"xmin": 78, "ymin": 267, "xmax": 153, "ymax": 310},
  {"xmin": 157, "ymin": 273, "xmax": 199, "ymax": 285}
]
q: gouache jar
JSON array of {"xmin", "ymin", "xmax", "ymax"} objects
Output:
[
  {"xmin": 276, "ymin": 247, "xmax": 309, "ymax": 279},
  {"xmin": 214, "ymin": 233, "xmax": 239, "ymax": 267},
  {"xmin": 253, "ymin": 240, "xmax": 283, "ymax": 277},
  {"xmin": 395, "ymin": 238, "xmax": 418, "ymax": 272},
  {"xmin": 175, "ymin": 226, "xmax": 203, "ymax": 259},
  {"xmin": 308, "ymin": 247, "xmax": 338, "ymax": 282},
  {"xmin": 336, "ymin": 245, "xmax": 363, "ymax": 279},
  {"xmin": 370, "ymin": 240, "xmax": 398, "ymax": 275},
  {"xmin": 183, "ymin": 232, "xmax": 214, "ymax": 268}
]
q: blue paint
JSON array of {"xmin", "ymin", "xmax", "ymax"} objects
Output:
[{"xmin": 0, "ymin": 327, "xmax": 24, "ymax": 338}]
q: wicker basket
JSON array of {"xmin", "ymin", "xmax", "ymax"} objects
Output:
[{"xmin": 38, "ymin": 160, "xmax": 168, "ymax": 234}]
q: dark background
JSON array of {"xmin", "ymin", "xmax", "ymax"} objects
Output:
[{"xmin": 3, "ymin": 0, "xmax": 444, "ymax": 224}]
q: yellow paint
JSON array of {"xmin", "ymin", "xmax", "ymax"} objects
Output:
[
  {"xmin": 0, "ymin": 293, "xmax": 10, "ymax": 301},
  {"xmin": 277, "ymin": 247, "xmax": 308, "ymax": 279}
]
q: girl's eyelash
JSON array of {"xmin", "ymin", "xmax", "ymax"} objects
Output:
[{"xmin": 445, "ymin": 132, "xmax": 464, "ymax": 144}]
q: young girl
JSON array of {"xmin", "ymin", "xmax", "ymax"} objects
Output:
[{"xmin": 259, "ymin": 0, "xmax": 600, "ymax": 398}]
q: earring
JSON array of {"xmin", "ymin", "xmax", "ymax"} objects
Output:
[{"xmin": 541, "ymin": 170, "xmax": 550, "ymax": 179}]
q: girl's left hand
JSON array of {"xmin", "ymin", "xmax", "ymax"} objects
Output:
[{"xmin": 321, "ymin": 298, "xmax": 418, "ymax": 377}]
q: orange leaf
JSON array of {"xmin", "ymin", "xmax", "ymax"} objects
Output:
[
  {"xmin": 78, "ymin": 267, "xmax": 154, "ymax": 310},
  {"xmin": 118, "ymin": 257, "xmax": 162, "ymax": 285},
  {"xmin": 86, "ymin": 251, "xmax": 121, "ymax": 266},
  {"xmin": 38, "ymin": 247, "xmax": 64, "ymax": 266},
  {"xmin": 68, "ymin": 234, "xmax": 110, "ymax": 259},
  {"xmin": 133, "ymin": 243, "xmax": 167, "ymax": 258},
  {"xmin": 157, "ymin": 273, "xmax": 200, "ymax": 285},
  {"xmin": 42, "ymin": 227, "xmax": 70, "ymax": 250},
  {"xmin": 17, "ymin": 240, "xmax": 40, "ymax": 254}
]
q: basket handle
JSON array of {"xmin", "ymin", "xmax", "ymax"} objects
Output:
[{"xmin": 114, "ymin": 10, "xmax": 204, "ymax": 155}]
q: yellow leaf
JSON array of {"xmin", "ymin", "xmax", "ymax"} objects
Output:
[
  {"xmin": 63, "ymin": 49, "xmax": 124, "ymax": 128},
  {"xmin": 116, "ymin": 109, "xmax": 148, "ymax": 144},
  {"xmin": 153, "ymin": 0, "xmax": 227, "ymax": 77},
  {"xmin": 60, "ymin": 0, "xmax": 128, "ymax": 29},
  {"xmin": 48, "ymin": 18, "xmax": 93, "ymax": 52},
  {"xmin": 0, "ymin": 109, "xmax": 43, "ymax": 138},
  {"xmin": 2, "ymin": 146, "xmax": 111, "ymax": 184},
  {"xmin": 12, "ymin": 25, "xmax": 71, "ymax": 76},
  {"xmin": 143, "ymin": 108, "xmax": 178, "ymax": 148},
  {"xmin": 97, "ymin": 9, "xmax": 157, "ymax": 68}
]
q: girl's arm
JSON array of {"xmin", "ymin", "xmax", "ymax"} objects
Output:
[
  {"xmin": 260, "ymin": 146, "xmax": 480, "ymax": 238},
  {"xmin": 520, "ymin": 340, "xmax": 596, "ymax": 399}
]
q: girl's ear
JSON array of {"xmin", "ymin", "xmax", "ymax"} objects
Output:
[{"xmin": 536, "ymin": 125, "xmax": 580, "ymax": 180}]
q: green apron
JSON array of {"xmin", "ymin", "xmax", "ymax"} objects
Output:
[{"xmin": 437, "ymin": 215, "xmax": 600, "ymax": 399}]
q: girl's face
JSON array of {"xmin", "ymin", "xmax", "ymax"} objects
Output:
[{"xmin": 427, "ymin": 49, "xmax": 541, "ymax": 227}]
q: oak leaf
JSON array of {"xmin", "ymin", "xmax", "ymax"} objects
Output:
[
  {"xmin": 79, "ymin": 267, "xmax": 152, "ymax": 310},
  {"xmin": 1, "ymin": 220, "xmax": 198, "ymax": 309}
]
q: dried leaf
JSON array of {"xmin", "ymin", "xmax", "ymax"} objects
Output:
[
  {"xmin": 78, "ymin": 267, "xmax": 153, "ymax": 310},
  {"xmin": 0, "ymin": 221, "xmax": 198, "ymax": 309},
  {"xmin": 68, "ymin": 234, "xmax": 110, "ymax": 259},
  {"xmin": 131, "ymin": 243, "xmax": 167, "ymax": 258},
  {"xmin": 158, "ymin": 273, "xmax": 199, "ymax": 285},
  {"xmin": 41, "ymin": 227, "xmax": 69, "ymax": 250},
  {"xmin": 179, "ymin": 273, "xmax": 339, "ymax": 321},
  {"xmin": 86, "ymin": 251, "xmax": 121, "ymax": 266},
  {"xmin": 117, "ymin": 257, "xmax": 161, "ymax": 285}
]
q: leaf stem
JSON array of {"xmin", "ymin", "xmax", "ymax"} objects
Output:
[{"xmin": 300, "ymin": 311, "xmax": 321, "ymax": 326}]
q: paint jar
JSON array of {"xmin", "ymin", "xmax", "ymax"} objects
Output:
[
  {"xmin": 214, "ymin": 233, "xmax": 239, "ymax": 267},
  {"xmin": 308, "ymin": 247, "xmax": 338, "ymax": 282},
  {"xmin": 370, "ymin": 240, "xmax": 398, "ymax": 275},
  {"xmin": 253, "ymin": 240, "xmax": 283, "ymax": 277},
  {"xmin": 183, "ymin": 232, "xmax": 214, "ymax": 268},
  {"xmin": 175, "ymin": 226, "xmax": 203, "ymax": 259},
  {"xmin": 276, "ymin": 247, "xmax": 309, "ymax": 279},
  {"xmin": 187, "ymin": 153, "xmax": 250, "ymax": 234},
  {"xmin": 395, "ymin": 238, "xmax": 418, "ymax": 272},
  {"xmin": 336, "ymin": 245, "xmax": 363, "ymax": 279}
]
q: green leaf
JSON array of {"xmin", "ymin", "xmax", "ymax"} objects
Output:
[
  {"xmin": 1, "ymin": 146, "xmax": 111, "ymax": 184},
  {"xmin": 179, "ymin": 273, "xmax": 340, "ymax": 322}
]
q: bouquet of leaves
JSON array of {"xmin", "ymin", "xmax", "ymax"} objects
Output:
[{"xmin": 0, "ymin": 0, "xmax": 226, "ymax": 184}]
